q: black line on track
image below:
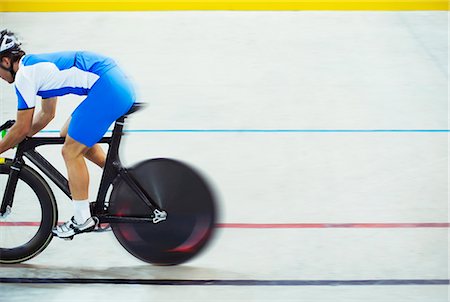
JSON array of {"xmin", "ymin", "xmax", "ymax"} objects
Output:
[{"xmin": 0, "ymin": 278, "xmax": 449, "ymax": 286}]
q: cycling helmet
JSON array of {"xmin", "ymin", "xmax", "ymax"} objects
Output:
[
  {"xmin": 0, "ymin": 30, "xmax": 21, "ymax": 55},
  {"xmin": 0, "ymin": 30, "xmax": 23, "ymax": 79}
]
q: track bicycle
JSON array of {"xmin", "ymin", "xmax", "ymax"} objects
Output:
[{"xmin": 0, "ymin": 102, "xmax": 217, "ymax": 265}]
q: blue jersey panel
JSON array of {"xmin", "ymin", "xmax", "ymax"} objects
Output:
[
  {"xmin": 74, "ymin": 51, "xmax": 116, "ymax": 75},
  {"xmin": 22, "ymin": 52, "xmax": 77, "ymax": 70},
  {"xmin": 22, "ymin": 51, "xmax": 116, "ymax": 75},
  {"xmin": 37, "ymin": 87, "xmax": 91, "ymax": 99},
  {"xmin": 15, "ymin": 87, "xmax": 32, "ymax": 110}
]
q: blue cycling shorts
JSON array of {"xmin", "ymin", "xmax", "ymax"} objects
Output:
[{"xmin": 68, "ymin": 66, "xmax": 135, "ymax": 147}]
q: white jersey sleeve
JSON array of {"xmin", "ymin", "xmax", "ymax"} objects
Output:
[{"xmin": 14, "ymin": 66, "xmax": 39, "ymax": 110}]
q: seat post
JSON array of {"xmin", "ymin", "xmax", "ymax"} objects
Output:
[
  {"xmin": 93, "ymin": 115, "xmax": 127, "ymax": 213},
  {"xmin": 108, "ymin": 115, "xmax": 127, "ymax": 165}
]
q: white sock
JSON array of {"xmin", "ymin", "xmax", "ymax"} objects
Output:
[{"xmin": 73, "ymin": 199, "xmax": 91, "ymax": 224}]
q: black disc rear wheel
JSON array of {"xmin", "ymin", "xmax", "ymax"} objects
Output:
[{"xmin": 109, "ymin": 158, "xmax": 217, "ymax": 265}]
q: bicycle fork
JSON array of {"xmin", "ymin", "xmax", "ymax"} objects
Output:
[{"xmin": 0, "ymin": 159, "xmax": 22, "ymax": 217}]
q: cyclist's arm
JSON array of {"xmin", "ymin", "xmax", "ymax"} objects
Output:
[
  {"xmin": 28, "ymin": 97, "xmax": 57, "ymax": 137},
  {"xmin": 0, "ymin": 108, "xmax": 34, "ymax": 154}
]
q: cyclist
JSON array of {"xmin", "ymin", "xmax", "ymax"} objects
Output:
[{"xmin": 0, "ymin": 30, "xmax": 135, "ymax": 239}]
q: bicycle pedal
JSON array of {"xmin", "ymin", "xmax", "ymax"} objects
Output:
[{"xmin": 63, "ymin": 236, "xmax": 74, "ymax": 241}]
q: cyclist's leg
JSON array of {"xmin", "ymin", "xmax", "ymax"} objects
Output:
[
  {"xmin": 85, "ymin": 145, "xmax": 106, "ymax": 169},
  {"xmin": 61, "ymin": 117, "xmax": 106, "ymax": 168},
  {"xmin": 54, "ymin": 135, "xmax": 98, "ymax": 238},
  {"xmin": 61, "ymin": 136, "xmax": 89, "ymax": 200},
  {"xmin": 54, "ymin": 66, "xmax": 134, "ymax": 238}
]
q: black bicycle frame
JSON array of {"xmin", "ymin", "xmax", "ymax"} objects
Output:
[{"xmin": 0, "ymin": 115, "xmax": 164, "ymax": 223}]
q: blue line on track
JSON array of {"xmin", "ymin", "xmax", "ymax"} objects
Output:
[
  {"xmin": 0, "ymin": 278, "xmax": 448, "ymax": 286},
  {"xmin": 40, "ymin": 129, "xmax": 450, "ymax": 133}
]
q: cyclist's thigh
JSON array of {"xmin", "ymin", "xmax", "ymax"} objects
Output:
[{"xmin": 68, "ymin": 67, "xmax": 135, "ymax": 148}]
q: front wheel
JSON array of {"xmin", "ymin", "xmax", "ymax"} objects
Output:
[
  {"xmin": 0, "ymin": 160, "xmax": 57, "ymax": 264},
  {"xmin": 109, "ymin": 158, "xmax": 217, "ymax": 265}
]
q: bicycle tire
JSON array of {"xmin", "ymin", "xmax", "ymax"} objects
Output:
[
  {"xmin": 0, "ymin": 160, "xmax": 57, "ymax": 264},
  {"xmin": 110, "ymin": 158, "xmax": 217, "ymax": 265}
]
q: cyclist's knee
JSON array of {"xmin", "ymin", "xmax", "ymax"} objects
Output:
[
  {"xmin": 62, "ymin": 145, "xmax": 79, "ymax": 161},
  {"xmin": 62, "ymin": 138, "xmax": 88, "ymax": 161}
]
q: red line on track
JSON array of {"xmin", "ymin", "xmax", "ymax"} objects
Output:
[
  {"xmin": 0, "ymin": 222, "xmax": 41, "ymax": 226},
  {"xmin": 217, "ymin": 223, "xmax": 450, "ymax": 228},
  {"xmin": 0, "ymin": 222, "xmax": 449, "ymax": 228}
]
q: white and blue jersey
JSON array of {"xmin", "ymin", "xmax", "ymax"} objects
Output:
[
  {"xmin": 15, "ymin": 51, "xmax": 116, "ymax": 110},
  {"xmin": 14, "ymin": 51, "xmax": 135, "ymax": 147}
]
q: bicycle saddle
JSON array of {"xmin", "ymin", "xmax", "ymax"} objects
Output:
[{"xmin": 125, "ymin": 102, "xmax": 147, "ymax": 116}]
